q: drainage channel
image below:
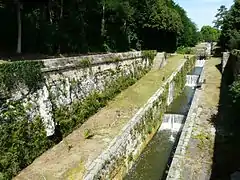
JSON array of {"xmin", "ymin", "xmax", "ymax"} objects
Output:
[{"xmin": 124, "ymin": 63, "xmax": 204, "ymax": 180}]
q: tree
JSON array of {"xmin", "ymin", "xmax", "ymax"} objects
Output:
[
  {"xmin": 174, "ymin": 4, "xmax": 199, "ymax": 47},
  {"xmin": 0, "ymin": 0, "xmax": 197, "ymax": 54},
  {"xmin": 200, "ymin": 25, "xmax": 221, "ymax": 42},
  {"xmin": 15, "ymin": 0, "xmax": 22, "ymax": 53},
  {"xmin": 213, "ymin": 5, "xmax": 228, "ymax": 30},
  {"xmin": 219, "ymin": 0, "xmax": 240, "ymax": 50}
]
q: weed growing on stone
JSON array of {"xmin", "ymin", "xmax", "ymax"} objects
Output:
[{"xmin": 83, "ymin": 129, "xmax": 94, "ymax": 139}]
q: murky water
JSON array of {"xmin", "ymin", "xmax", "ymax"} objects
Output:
[
  {"xmin": 167, "ymin": 86, "xmax": 195, "ymax": 115},
  {"xmin": 124, "ymin": 65, "xmax": 202, "ymax": 180},
  {"xmin": 190, "ymin": 67, "xmax": 203, "ymax": 76},
  {"xmin": 124, "ymin": 87, "xmax": 195, "ymax": 180},
  {"xmin": 124, "ymin": 130, "xmax": 177, "ymax": 180}
]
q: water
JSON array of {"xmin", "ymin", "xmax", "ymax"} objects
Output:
[
  {"xmin": 160, "ymin": 114, "xmax": 185, "ymax": 132},
  {"xmin": 185, "ymin": 75, "xmax": 199, "ymax": 87},
  {"xmin": 190, "ymin": 67, "xmax": 203, "ymax": 76},
  {"xmin": 124, "ymin": 64, "xmax": 202, "ymax": 180},
  {"xmin": 124, "ymin": 130, "xmax": 178, "ymax": 180},
  {"xmin": 167, "ymin": 86, "xmax": 195, "ymax": 115},
  {"xmin": 195, "ymin": 60, "xmax": 205, "ymax": 67},
  {"xmin": 124, "ymin": 87, "xmax": 195, "ymax": 180}
]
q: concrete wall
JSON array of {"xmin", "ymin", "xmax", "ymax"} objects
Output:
[
  {"xmin": 83, "ymin": 58, "xmax": 195, "ymax": 180},
  {"xmin": 4, "ymin": 52, "xmax": 164, "ymax": 136}
]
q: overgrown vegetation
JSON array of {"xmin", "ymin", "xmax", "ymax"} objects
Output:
[
  {"xmin": 0, "ymin": 102, "xmax": 52, "ymax": 179},
  {"xmin": 54, "ymin": 70, "xmax": 143, "ymax": 136},
  {"xmin": 0, "ymin": 0, "xmax": 198, "ymax": 55},
  {"xmin": 218, "ymin": 1, "xmax": 240, "ymax": 50},
  {"xmin": 0, "ymin": 54, "xmax": 153, "ymax": 179},
  {"xmin": 0, "ymin": 61, "xmax": 44, "ymax": 97},
  {"xmin": 142, "ymin": 50, "xmax": 157, "ymax": 64},
  {"xmin": 174, "ymin": 56, "xmax": 196, "ymax": 98},
  {"xmin": 199, "ymin": 26, "xmax": 221, "ymax": 43},
  {"xmin": 176, "ymin": 46, "xmax": 195, "ymax": 55}
]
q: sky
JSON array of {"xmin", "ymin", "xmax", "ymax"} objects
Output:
[{"xmin": 174, "ymin": 0, "xmax": 233, "ymax": 30}]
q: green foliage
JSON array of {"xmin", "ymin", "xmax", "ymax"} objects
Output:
[
  {"xmin": 230, "ymin": 80, "xmax": 240, "ymax": 105},
  {"xmin": 54, "ymin": 74, "xmax": 141, "ymax": 136},
  {"xmin": 219, "ymin": 1, "xmax": 240, "ymax": 50},
  {"xmin": 142, "ymin": 50, "xmax": 157, "ymax": 65},
  {"xmin": 0, "ymin": 102, "xmax": 52, "ymax": 179},
  {"xmin": 78, "ymin": 58, "xmax": 91, "ymax": 68},
  {"xmin": 213, "ymin": 5, "xmax": 228, "ymax": 29},
  {"xmin": 0, "ymin": 59, "xmax": 151, "ymax": 179},
  {"xmin": 83, "ymin": 129, "xmax": 94, "ymax": 139},
  {"xmin": 176, "ymin": 46, "xmax": 195, "ymax": 54},
  {"xmin": 200, "ymin": 26, "xmax": 221, "ymax": 42},
  {"xmin": 174, "ymin": 56, "xmax": 196, "ymax": 98},
  {"xmin": 175, "ymin": 4, "xmax": 199, "ymax": 47},
  {"xmin": 0, "ymin": 0, "xmax": 197, "ymax": 55},
  {"xmin": 0, "ymin": 61, "xmax": 44, "ymax": 97}
]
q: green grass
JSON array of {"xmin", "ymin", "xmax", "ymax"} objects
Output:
[{"xmin": 96, "ymin": 54, "xmax": 186, "ymax": 123}]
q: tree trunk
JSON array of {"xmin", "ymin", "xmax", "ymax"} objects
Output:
[
  {"xmin": 101, "ymin": 1, "xmax": 105, "ymax": 38},
  {"xmin": 48, "ymin": 0, "xmax": 53, "ymax": 24},
  {"xmin": 16, "ymin": 0, "xmax": 21, "ymax": 53}
]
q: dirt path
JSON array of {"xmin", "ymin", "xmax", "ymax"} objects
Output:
[
  {"xmin": 15, "ymin": 55, "xmax": 186, "ymax": 180},
  {"xmin": 180, "ymin": 57, "xmax": 222, "ymax": 179}
]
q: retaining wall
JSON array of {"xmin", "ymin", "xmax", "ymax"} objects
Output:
[
  {"xmin": 1, "ymin": 51, "xmax": 165, "ymax": 136},
  {"xmin": 166, "ymin": 60, "xmax": 205, "ymax": 180},
  {"xmin": 83, "ymin": 57, "xmax": 196, "ymax": 180}
]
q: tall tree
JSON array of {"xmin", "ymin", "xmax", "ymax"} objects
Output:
[
  {"xmin": 213, "ymin": 5, "xmax": 228, "ymax": 30},
  {"xmin": 219, "ymin": 0, "xmax": 240, "ymax": 50},
  {"xmin": 200, "ymin": 25, "xmax": 221, "ymax": 42},
  {"xmin": 15, "ymin": 0, "xmax": 22, "ymax": 53}
]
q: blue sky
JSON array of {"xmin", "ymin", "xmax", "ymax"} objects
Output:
[{"xmin": 174, "ymin": 0, "xmax": 233, "ymax": 30}]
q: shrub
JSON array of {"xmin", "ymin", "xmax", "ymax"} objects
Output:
[{"xmin": 176, "ymin": 46, "xmax": 195, "ymax": 54}]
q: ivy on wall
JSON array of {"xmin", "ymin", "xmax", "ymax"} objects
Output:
[
  {"xmin": 0, "ymin": 51, "xmax": 156, "ymax": 179},
  {"xmin": 107, "ymin": 57, "xmax": 196, "ymax": 178},
  {"xmin": 0, "ymin": 61, "xmax": 44, "ymax": 98},
  {"xmin": 174, "ymin": 56, "xmax": 196, "ymax": 99},
  {"xmin": 54, "ymin": 67, "xmax": 144, "ymax": 136}
]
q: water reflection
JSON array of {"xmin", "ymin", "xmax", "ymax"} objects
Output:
[{"xmin": 124, "ymin": 130, "xmax": 177, "ymax": 180}]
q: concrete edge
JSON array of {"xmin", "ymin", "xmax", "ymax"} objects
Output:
[{"xmin": 166, "ymin": 61, "xmax": 205, "ymax": 180}]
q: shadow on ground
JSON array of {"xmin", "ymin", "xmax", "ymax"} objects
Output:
[{"xmin": 210, "ymin": 57, "xmax": 240, "ymax": 180}]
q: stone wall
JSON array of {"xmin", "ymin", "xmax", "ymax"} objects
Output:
[
  {"xmin": 222, "ymin": 52, "xmax": 230, "ymax": 73},
  {"xmin": 2, "ymin": 51, "xmax": 161, "ymax": 136},
  {"xmin": 166, "ymin": 60, "xmax": 205, "ymax": 180},
  {"xmin": 83, "ymin": 57, "xmax": 196, "ymax": 180}
]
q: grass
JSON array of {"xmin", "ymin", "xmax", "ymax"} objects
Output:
[{"xmin": 104, "ymin": 54, "xmax": 186, "ymax": 112}]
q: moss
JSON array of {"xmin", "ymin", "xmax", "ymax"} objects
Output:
[{"xmin": 78, "ymin": 58, "xmax": 91, "ymax": 68}]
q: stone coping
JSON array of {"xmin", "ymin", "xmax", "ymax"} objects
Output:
[{"xmin": 166, "ymin": 61, "xmax": 205, "ymax": 180}]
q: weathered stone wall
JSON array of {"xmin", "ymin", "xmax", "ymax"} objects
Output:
[
  {"xmin": 3, "ymin": 51, "xmax": 161, "ymax": 136},
  {"xmin": 166, "ymin": 60, "xmax": 205, "ymax": 180},
  {"xmin": 222, "ymin": 52, "xmax": 230, "ymax": 73},
  {"xmin": 83, "ymin": 57, "xmax": 196, "ymax": 180}
]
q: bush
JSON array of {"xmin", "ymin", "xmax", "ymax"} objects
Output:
[
  {"xmin": 176, "ymin": 46, "xmax": 195, "ymax": 54},
  {"xmin": 230, "ymin": 80, "xmax": 240, "ymax": 108}
]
